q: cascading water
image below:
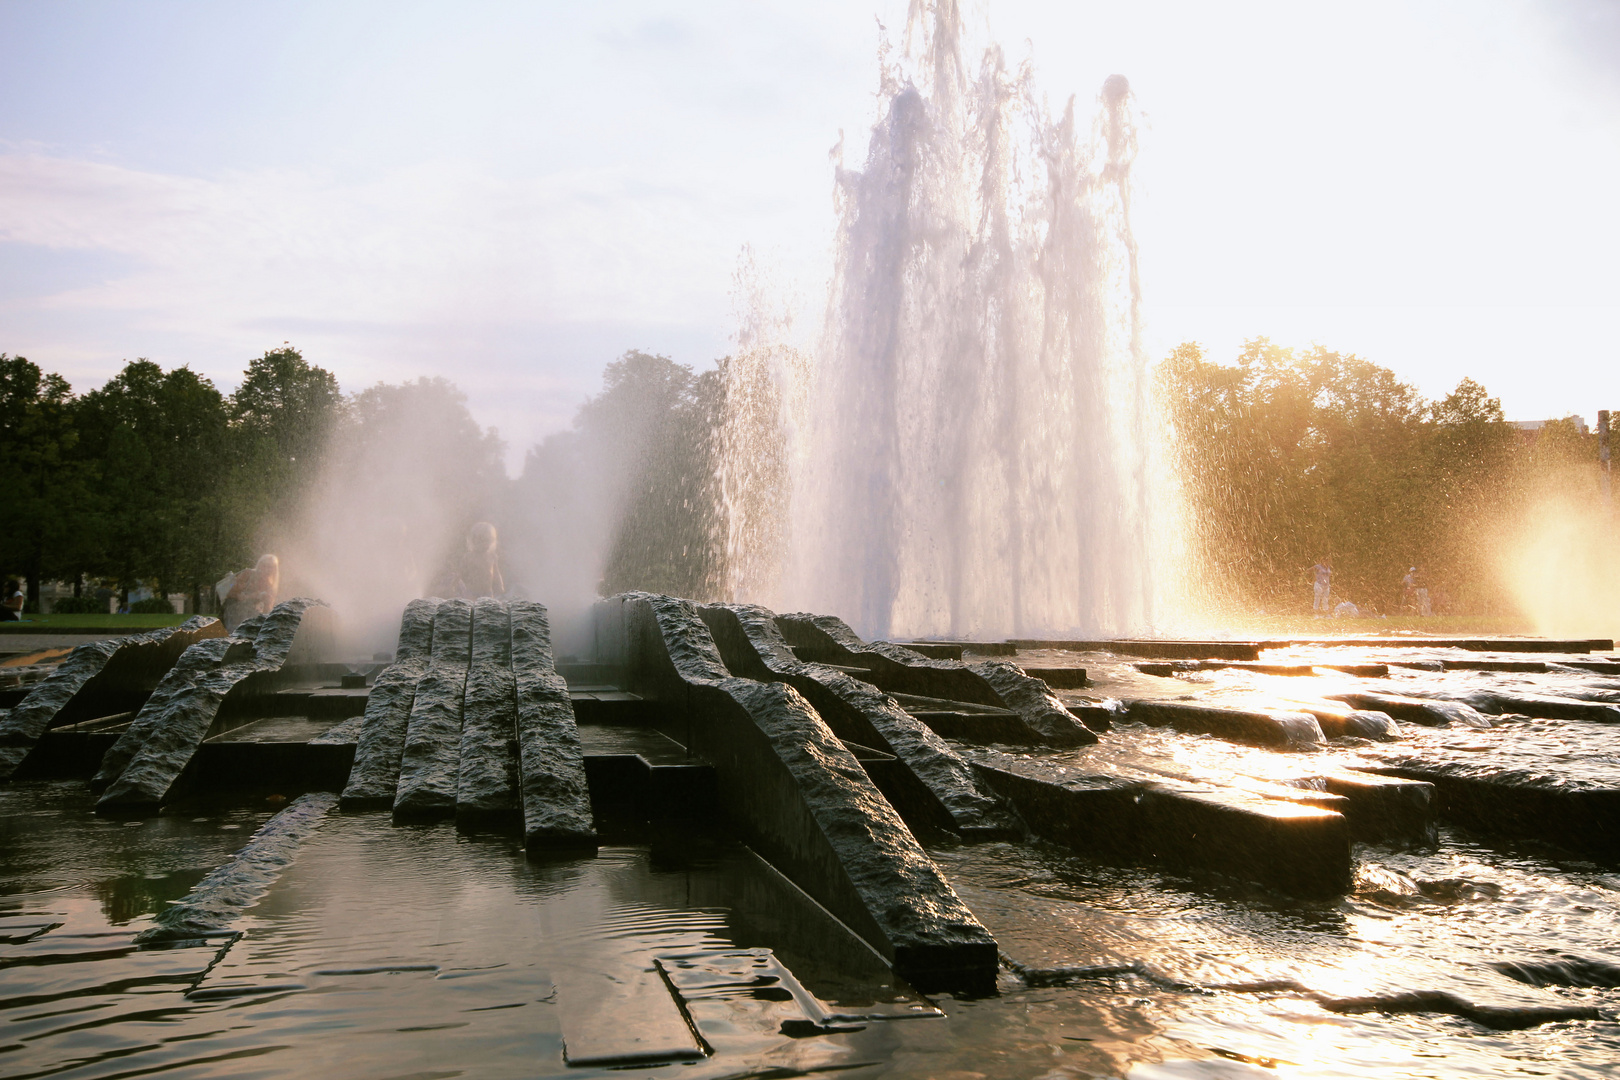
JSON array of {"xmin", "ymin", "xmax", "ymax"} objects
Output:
[{"xmin": 721, "ymin": 3, "xmax": 1157, "ymax": 641}]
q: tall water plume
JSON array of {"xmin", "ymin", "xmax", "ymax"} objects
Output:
[{"xmin": 730, "ymin": 3, "xmax": 1157, "ymax": 640}]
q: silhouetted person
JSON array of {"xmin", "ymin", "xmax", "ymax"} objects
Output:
[
  {"xmin": 1310, "ymin": 559, "xmax": 1333, "ymax": 614},
  {"xmin": 437, "ymin": 522, "xmax": 505, "ymax": 600},
  {"xmin": 223, "ymin": 554, "xmax": 280, "ymax": 632},
  {"xmin": 0, "ymin": 580, "xmax": 21, "ymax": 622}
]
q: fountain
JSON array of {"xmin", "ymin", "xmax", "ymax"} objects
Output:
[
  {"xmin": 3, "ymin": 5, "xmax": 1620, "ymax": 1078},
  {"xmin": 720, "ymin": 3, "xmax": 1155, "ymax": 642}
]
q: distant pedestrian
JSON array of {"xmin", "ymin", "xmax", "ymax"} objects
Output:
[
  {"xmin": 0, "ymin": 580, "xmax": 21, "ymax": 622},
  {"xmin": 1310, "ymin": 560, "xmax": 1333, "ymax": 614},
  {"xmin": 1401, "ymin": 566, "xmax": 1432, "ymax": 616}
]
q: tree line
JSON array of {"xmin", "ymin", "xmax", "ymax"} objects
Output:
[
  {"xmin": 0, "ymin": 348, "xmax": 507, "ymax": 613},
  {"xmin": 0, "ymin": 346, "xmax": 720, "ymax": 616},
  {"xmin": 1159, "ymin": 338, "xmax": 1608, "ymax": 617},
  {"xmin": 5, "ymin": 337, "xmax": 1600, "ymax": 623}
]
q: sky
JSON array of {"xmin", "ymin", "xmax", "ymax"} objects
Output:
[{"xmin": 2, "ymin": 0, "xmax": 1617, "ymax": 471}]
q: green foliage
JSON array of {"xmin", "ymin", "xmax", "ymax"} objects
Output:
[
  {"xmin": 75, "ymin": 360, "xmax": 233, "ymax": 595},
  {"xmin": 1162, "ymin": 339, "xmax": 1605, "ymax": 615},
  {"xmin": 231, "ymin": 346, "xmax": 346, "ymax": 517},
  {"xmin": 0, "ymin": 354, "xmax": 96, "ymax": 607},
  {"xmin": 49, "ymin": 595, "xmax": 106, "ymax": 614},
  {"xmin": 128, "ymin": 596, "xmax": 177, "ymax": 614},
  {"xmin": 586, "ymin": 351, "xmax": 723, "ymax": 597}
]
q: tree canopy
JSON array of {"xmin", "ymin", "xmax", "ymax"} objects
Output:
[{"xmin": 1160, "ymin": 339, "xmax": 1606, "ymax": 616}]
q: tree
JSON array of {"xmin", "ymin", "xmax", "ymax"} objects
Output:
[
  {"xmin": 0, "ymin": 355, "xmax": 93, "ymax": 607},
  {"xmin": 229, "ymin": 346, "xmax": 345, "ymax": 515},
  {"xmin": 75, "ymin": 360, "xmax": 233, "ymax": 599}
]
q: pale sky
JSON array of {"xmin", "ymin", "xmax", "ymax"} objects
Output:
[{"xmin": 3, "ymin": 0, "xmax": 1617, "ymax": 470}]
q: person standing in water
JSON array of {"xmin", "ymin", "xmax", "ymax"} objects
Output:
[
  {"xmin": 222, "ymin": 554, "xmax": 280, "ymax": 632},
  {"xmin": 1309, "ymin": 559, "xmax": 1333, "ymax": 614},
  {"xmin": 438, "ymin": 522, "xmax": 505, "ymax": 599}
]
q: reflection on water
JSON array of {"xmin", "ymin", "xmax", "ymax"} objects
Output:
[{"xmin": 4, "ymin": 640, "xmax": 1619, "ymax": 1078}]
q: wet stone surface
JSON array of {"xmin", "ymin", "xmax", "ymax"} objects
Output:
[{"xmin": 5, "ymin": 630, "xmax": 1620, "ymax": 1075}]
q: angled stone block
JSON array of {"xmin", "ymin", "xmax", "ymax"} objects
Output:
[
  {"xmin": 776, "ymin": 612, "xmax": 1095, "ymax": 745},
  {"xmin": 393, "ymin": 598, "xmax": 472, "ymax": 821},
  {"xmin": 456, "ymin": 598, "xmax": 520, "ymax": 824},
  {"xmin": 776, "ymin": 612, "xmax": 1003, "ymax": 705},
  {"xmin": 618, "ymin": 594, "xmax": 998, "ymax": 993},
  {"xmin": 0, "ymin": 616, "xmax": 223, "ymax": 780},
  {"xmin": 966, "ymin": 659, "xmax": 1098, "ymax": 744},
  {"xmin": 509, "ymin": 600, "xmax": 597, "ymax": 852},
  {"xmin": 134, "ymin": 792, "xmax": 337, "ymax": 943},
  {"xmin": 94, "ymin": 600, "xmax": 329, "ymax": 812},
  {"xmin": 340, "ymin": 598, "xmax": 439, "ymax": 809},
  {"xmin": 699, "ymin": 603, "xmax": 1020, "ymax": 840}
]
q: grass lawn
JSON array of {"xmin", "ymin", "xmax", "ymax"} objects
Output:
[{"xmin": 0, "ymin": 612, "xmax": 196, "ymax": 632}]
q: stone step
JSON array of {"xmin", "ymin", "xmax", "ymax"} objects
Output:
[
  {"xmin": 1466, "ymin": 691, "xmax": 1620, "ymax": 724},
  {"xmin": 1261, "ymin": 637, "xmax": 1613, "ymax": 653},
  {"xmin": 1318, "ymin": 772, "xmax": 1437, "ymax": 844},
  {"xmin": 1011, "ymin": 639, "xmax": 1263, "ymax": 661},
  {"xmin": 1358, "ymin": 760, "xmax": 1620, "ymax": 858},
  {"xmin": 1018, "ymin": 666, "xmax": 1089, "ymax": 689},
  {"xmin": 1124, "ymin": 700, "xmax": 1324, "ymax": 749},
  {"xmin": 1330, "ymin": 692, "xmax": 1492, "ymax": 728},
  {"xmin": 969, "ymin": 753, "xmax": 1353, "ymax": 897}
]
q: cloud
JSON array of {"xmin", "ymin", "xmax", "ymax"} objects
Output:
[{"xmin": 0, "ymin": 150, "xmax": 744, "ymax": 467}]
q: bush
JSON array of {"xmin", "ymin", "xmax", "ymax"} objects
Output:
[
  {"xmin": 129, "ymin": 597, "xmax": 178, "ymax": 614},
  {"xmin": 50, "ymin": 596, "xmax": 106, "ymax": 614}
]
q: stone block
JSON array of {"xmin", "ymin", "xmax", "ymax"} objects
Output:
[
  {"xmin": 1466, "ymin": 691, "xmax": 1620, "ymax": 724},
  {"xmin": 1332, "ymin": 692, "xmax": 1491, "ymax": 729},
  {"xmin": 341, "ymin": 599, "xmax": 440, "ymax": 809},
  {"xmin": 338, "ymin": 598, "xmax": 437, "ymax": 808},
  {"xmin": 1125, "ymin": 700, "xmax": 1324, "ymax": 749},
  {"xmin": 1018, "ymin": 666, "xmax": 1089, "ymax": 689},
  {"xmin": 1321, "ymin": 772, "xmax": 1437, "ymax": 844},
  {"xmin": 776, "ymin": 611, "xmax": 1096, "ymax": 745},
  {"xmin": 620, "ymin": 593, "xmax": 998, "ymax": 993},
  {"xmin": 1137, "ymin": 783, "xmax": 1352, "ymax": 896},
  {"xmin": 776, "ymin": 612, "xmax": 1004, "ymax": 705},
  {"xmin": 509, "ymin": 599, "xmax": 597, "ymax": 852},
  {"xmin": 0, "ymin": 616, "xmax": 222, "ymax": 780},
  {"xmin": 1282, "ymin": 701, "xmax": 1400, "ymax": 741},
  {"xmin": 94, "ymin": 600, "xmax": 327, "ymax": 812},
  {"xmin": 1362, "ymin": 759, "xmax": 1620, "ymax": 858},
  {"xmin": 392, "ymin": 598, "xmax": 471, "ymax": 821},
  {"xmin": 967, "ymin": 660, "xmax": 1097, "ymax": 744},
  {"xmin": 133, "ymin": 792, "xmax": 337, "ymax": 943},
  {"xmin": 969, "ymin": 755, "xmax": 1140, "ymax": 859},
  {"xmin": 968, "ymin": 752, "xmax": 1353, "ymax": 895},
  {"xmin": 699, "ymin": 603, "xmax": 1020, "ymax": 840},
  {"xmin": 455, "ymin": 598, "xmax": 520, "ymax": 825}
]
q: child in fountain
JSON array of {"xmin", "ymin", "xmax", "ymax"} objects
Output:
[
  {"xmin": 222, "ymin": 554, "xmax": 280, "ymax": 632},
  {"xmin": 438, "ymin": 522, "xmax": 505, "ymax": 600}
]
